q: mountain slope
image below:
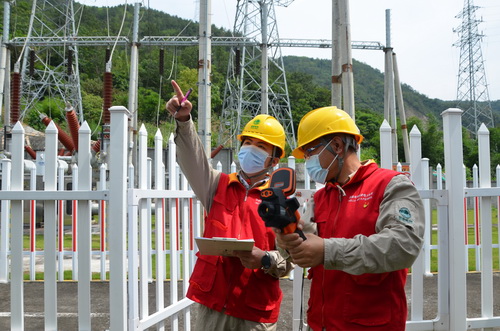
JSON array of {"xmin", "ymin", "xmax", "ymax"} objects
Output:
[{"xmin": 282, "ymin": 56, "xmax": 499, "ymax": 122}]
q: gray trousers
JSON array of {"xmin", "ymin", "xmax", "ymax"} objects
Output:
[{"xmin": 193, "ymin": 303, "xmax": 277, "ymax": 331}]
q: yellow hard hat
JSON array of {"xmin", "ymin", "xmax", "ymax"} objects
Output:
[
  {"xmin": 237, "ymin": 114, "xmax": 286, "ymax": 158},
  {"xmin": 292, "ymin": 106, "xmax": 364, "ymax": 159}
]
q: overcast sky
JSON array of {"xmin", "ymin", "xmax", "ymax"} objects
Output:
[{"xmin": 82, "ymin": 0, "xmax": 500, "ymax": 101}]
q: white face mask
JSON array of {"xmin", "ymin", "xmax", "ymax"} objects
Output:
[
  {"xmin": 238, "ymin": 145, "xmax": 270, "ymax": 174},
  {"xmin": 305, "ymin": 141, "xmax": 337, "ymax": 184}
]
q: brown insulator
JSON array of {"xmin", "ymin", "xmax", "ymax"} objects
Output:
[
  {"xmin": 91, "ymin": 140, "xmax": 101, "ymax": 153},
  {"xmin": 103, "ymin": 71, "xmax": 113, "ymax": 124},
  {"xmin": 25, "ymin": 146, "xmax": 37, "ymax": 159},
  {"xmin": 10, "ymin": 72, "xmax": 20, "ymax": 124},
  {"xmin": 65, "ymin": 103, "xmax": 80, "ymax": 151},
  {"xmin": 67, "ymin": 49, "xmax": 73, "ymax": 76},
  {"xmin": 39, "ymin": 113, "xmax": 75, "ymax": 152},
  {"xmin": 29, "ymin": 50, "xmax": 35, "ymax": 77},
  {"xmin": 159, "ymin": 49, "xmax": 165, "ymax": 75},
  {"xmin": 58, "ymin": 148, "xmax": 66, "ymax": 156},
  {"xmin": 211, "ymin": 145, "xmax": 224, "ymax": 159}
]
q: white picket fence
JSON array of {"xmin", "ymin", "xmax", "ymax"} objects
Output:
[
  {"xmin": 0, "ymin": 107, "xmax": 499, "ymax": 330},
  {"xmin": 389, "ymin": 109, "xmax": 500, "ymax": 331},
  {"xmin": 0, "ymin": 107, "xmax": 203, "ymax": 330}
]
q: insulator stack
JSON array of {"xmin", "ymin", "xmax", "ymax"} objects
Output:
[
  {"xmin": 29, "ymin": 50, "xmax": 36, "ymax": 77},
  {"xmin": 25, "ymin": 146, "xmax": 37, "ymax": 159},
  {"xmin": 159, "ymin": 49, "xmax": 165, "ymax": 75},
  {"xmin": 92, "ymin": 140, "xmax": 101, "ymax": 153},
  {"xmin": 103, "ymin": 71, "xmax": 113, "ymax": 124},
  {"xmin": 65, "ymin": 103, "xmax": 80, "ymax": 151},
  {"xmin": 10, "ymin": 72, "xmax": 20, "ymax": 124},
  {"xmin": 67, "ymin": 49, "xmax": 73, "ymax": 76},
  {"xmin": 58, "ymin": 148, "xmax": 66, "ymax": 156},
  {"xmin": 39, "ymin": 113, "xmax": 75, "ymax": 152}
]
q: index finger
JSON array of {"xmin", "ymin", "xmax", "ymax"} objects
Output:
[{"xmin": 171, "ymin": 80, "xmax": 185, "ymax": 100}]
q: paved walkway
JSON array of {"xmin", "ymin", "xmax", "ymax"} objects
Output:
[{"xmin": 0, "ymin": 273, "xmax": 499, "ymax": 330}]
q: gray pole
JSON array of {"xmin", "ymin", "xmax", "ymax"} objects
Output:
[
  {"xmin": 0, "ymin": 1, "xmax": 10, "ymax": 119},
  {"xmin": 260, "ymin": 1, "xmax": 269, "ymax": 115},
  {"xmin": 198, "ymin": 0, "xmax": 212, "ymax": 155},
  {"xmin": 383, "ymin": 9, "xmax": 391, "ymax": 122},
  {"xmin": 393, "ymin": 52, "xmax": 410, "ymax": 163},
  {"xmin": 331, "ymin": 0, "xmax": 342, "ymax": 108},
  {"xmin": 338, "ymin": 0, "xmax": 355, "ymax": 119},
  {"xmin": 128, "ymin": 1, "xmax": 140, "ymax": 169},
  {"xmin": 384, "ymin": 9, "xmax": 398, "ymax": 162}
]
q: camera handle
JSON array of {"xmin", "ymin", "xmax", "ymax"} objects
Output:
[{"xmin": 258, "ymin": 168, "xmax": 306, "ymax": 240}]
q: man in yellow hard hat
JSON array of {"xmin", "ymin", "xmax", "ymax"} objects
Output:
[
  {"xmin": 165, "ymin": 80, "xmax": 292, "ymax": 331},
  {"xmin": 275, "ymin": 106, "xmax": 425, "ymax": 330}
]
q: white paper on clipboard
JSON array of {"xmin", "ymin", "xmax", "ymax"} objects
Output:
[{"xmin": 195, "ymin": 237, "xmax": 255, "ymax": 256}]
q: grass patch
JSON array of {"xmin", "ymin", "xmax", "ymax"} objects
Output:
[{"xmin": 429, "ymin": 207, "xmax": 499, "ymax": 272}]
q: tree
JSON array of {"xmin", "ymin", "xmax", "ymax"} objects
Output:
[
  {"xmin": 137, "ymin": 88, "xmax": 162, "ymax": 124},
  {"xmin": 490, "ymin": 127, "xmax": 500, "ymax": 179},
  {"xmin": 420, "ymin": 113, "xmax": 444, "ymax": 167}
]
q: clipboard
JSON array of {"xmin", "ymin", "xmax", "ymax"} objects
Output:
[{"xmin": 195, "ymin": 237, "xmax": 255, "ymax": 256}]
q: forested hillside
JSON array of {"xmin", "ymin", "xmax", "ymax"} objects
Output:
[
  {"xmin": 1, "ymin": 1, "xmax": 499, "ymax": 171},
  {"xmin": 283, "ymin": 56, "xmax": 500, "ymax": 120}
]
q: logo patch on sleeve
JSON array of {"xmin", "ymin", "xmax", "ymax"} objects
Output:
[{"xmin": 398, "ymin": 207, "xmax": 413, "ymax": 224}]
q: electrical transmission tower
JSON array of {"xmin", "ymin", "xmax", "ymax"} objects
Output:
[
  {"xmin": 454, "ymin": 0, "xmax": 494, "ymax": 135},
  {"xmin": 18, "ymin": 0, "xmax": 83, "ymax": 122},
  {"xmin": 218, "ymin": 0, "xmax": 296, "ymax": 152}
]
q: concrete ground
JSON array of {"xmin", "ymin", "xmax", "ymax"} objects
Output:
[{"xmin": 1, "ymin": 273, "xmax": 500, "ymax": 330}]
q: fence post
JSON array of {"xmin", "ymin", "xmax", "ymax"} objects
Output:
[
  {"xmin": 180, "ymin": 167, "xmax": 192, "ymax": 329},
  {"xmin": 0, "ymin": 159, "xmax": 11, "ymax": 283},
  {"xmin": 463, "ymin": 164, "xmax": 469, "ymax": 271},
  {"xmin": 167, "ymin": 132, "xmax": 178, "ymax": 330},
  {"xmin": 127, "ymin": 160, "xmax": 139, "ymax": 331},
  {"xmin": 57, "ymin": 160, "xmax": 67, "ymax": 282},
  {"xmin": 379, "ymin": 119, "xmax": 392, "ymax": 169},
  {"xmin": 442, "ymin": 108, "xmax": 466, "ymax": 331},
  {"xmin": 27, "ymin": 160, "xmax": 36, "ymax": 281},
  {"xmin": 99, "ymin": 163, "xmax": 107, "ymax": 280},
  {"xmin": 155, "ymin": 129, "xmax": 166, "ymax": 331},
  {"xmin": 138, "ymin": 124, "xmax": 150, "ymax": 320},
  {"xmin": 421, "ymin": 158, "xmax": 432, "ymax": 276},
  {"xmin": 478, "ymin": 123, "xmax": 493, "ymax": 322},
  {"xmin": 409, "ymin": 124, "xmax": 424, "ymax": 320},
  {"xmin": 288, "ymin": 156, "xmax": 306, "ymax": 331},
  {"xmin": 472, "ymin": 165, "xmax": 480, "ymax": 270},
  {"xmin": 72, "ymin": 163, "xmax": 79, "ymax": 280},
  {"xmin": 108, "ymin": 106, "xmax": 130, "ymax": 331},
  {"xmin": 78, "ymin": 121, "xmax": 92, "ymax": 330},
  {"xmin": 10, "ymin": 121, "xmax": 25, "ymax": 330},
  {"xmin": 43, "ymin": 121, "xmax": 59, "ymax": 330},
  {"xmin": 147, "ymin": 157, "xmax": 153, "ymax": 282}
]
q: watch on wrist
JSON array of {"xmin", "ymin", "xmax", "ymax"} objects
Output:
[{"xmin": 261, "ymin": 251, "xmax": 272, "ymax": 269}]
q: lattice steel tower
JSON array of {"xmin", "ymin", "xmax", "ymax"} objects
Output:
[
  {"xmin": 218, "ymin": 0, "xmax": 296, "ymax": 152},
  {"xmin": 454, "ymin": 0, "xmax": 494, "ymax": 135},
  {"xmin": 18, "ymin": 0, "xmax": 83, "ymax": 122}
]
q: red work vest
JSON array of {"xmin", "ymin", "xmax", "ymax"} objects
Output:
[
  {"xmin": 308, "ymin": 163, "xmax": 408, "ymax": 331},
  {"xmin": 187, "ymin": 173, "xmax": 282, "ymax": 323}
]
